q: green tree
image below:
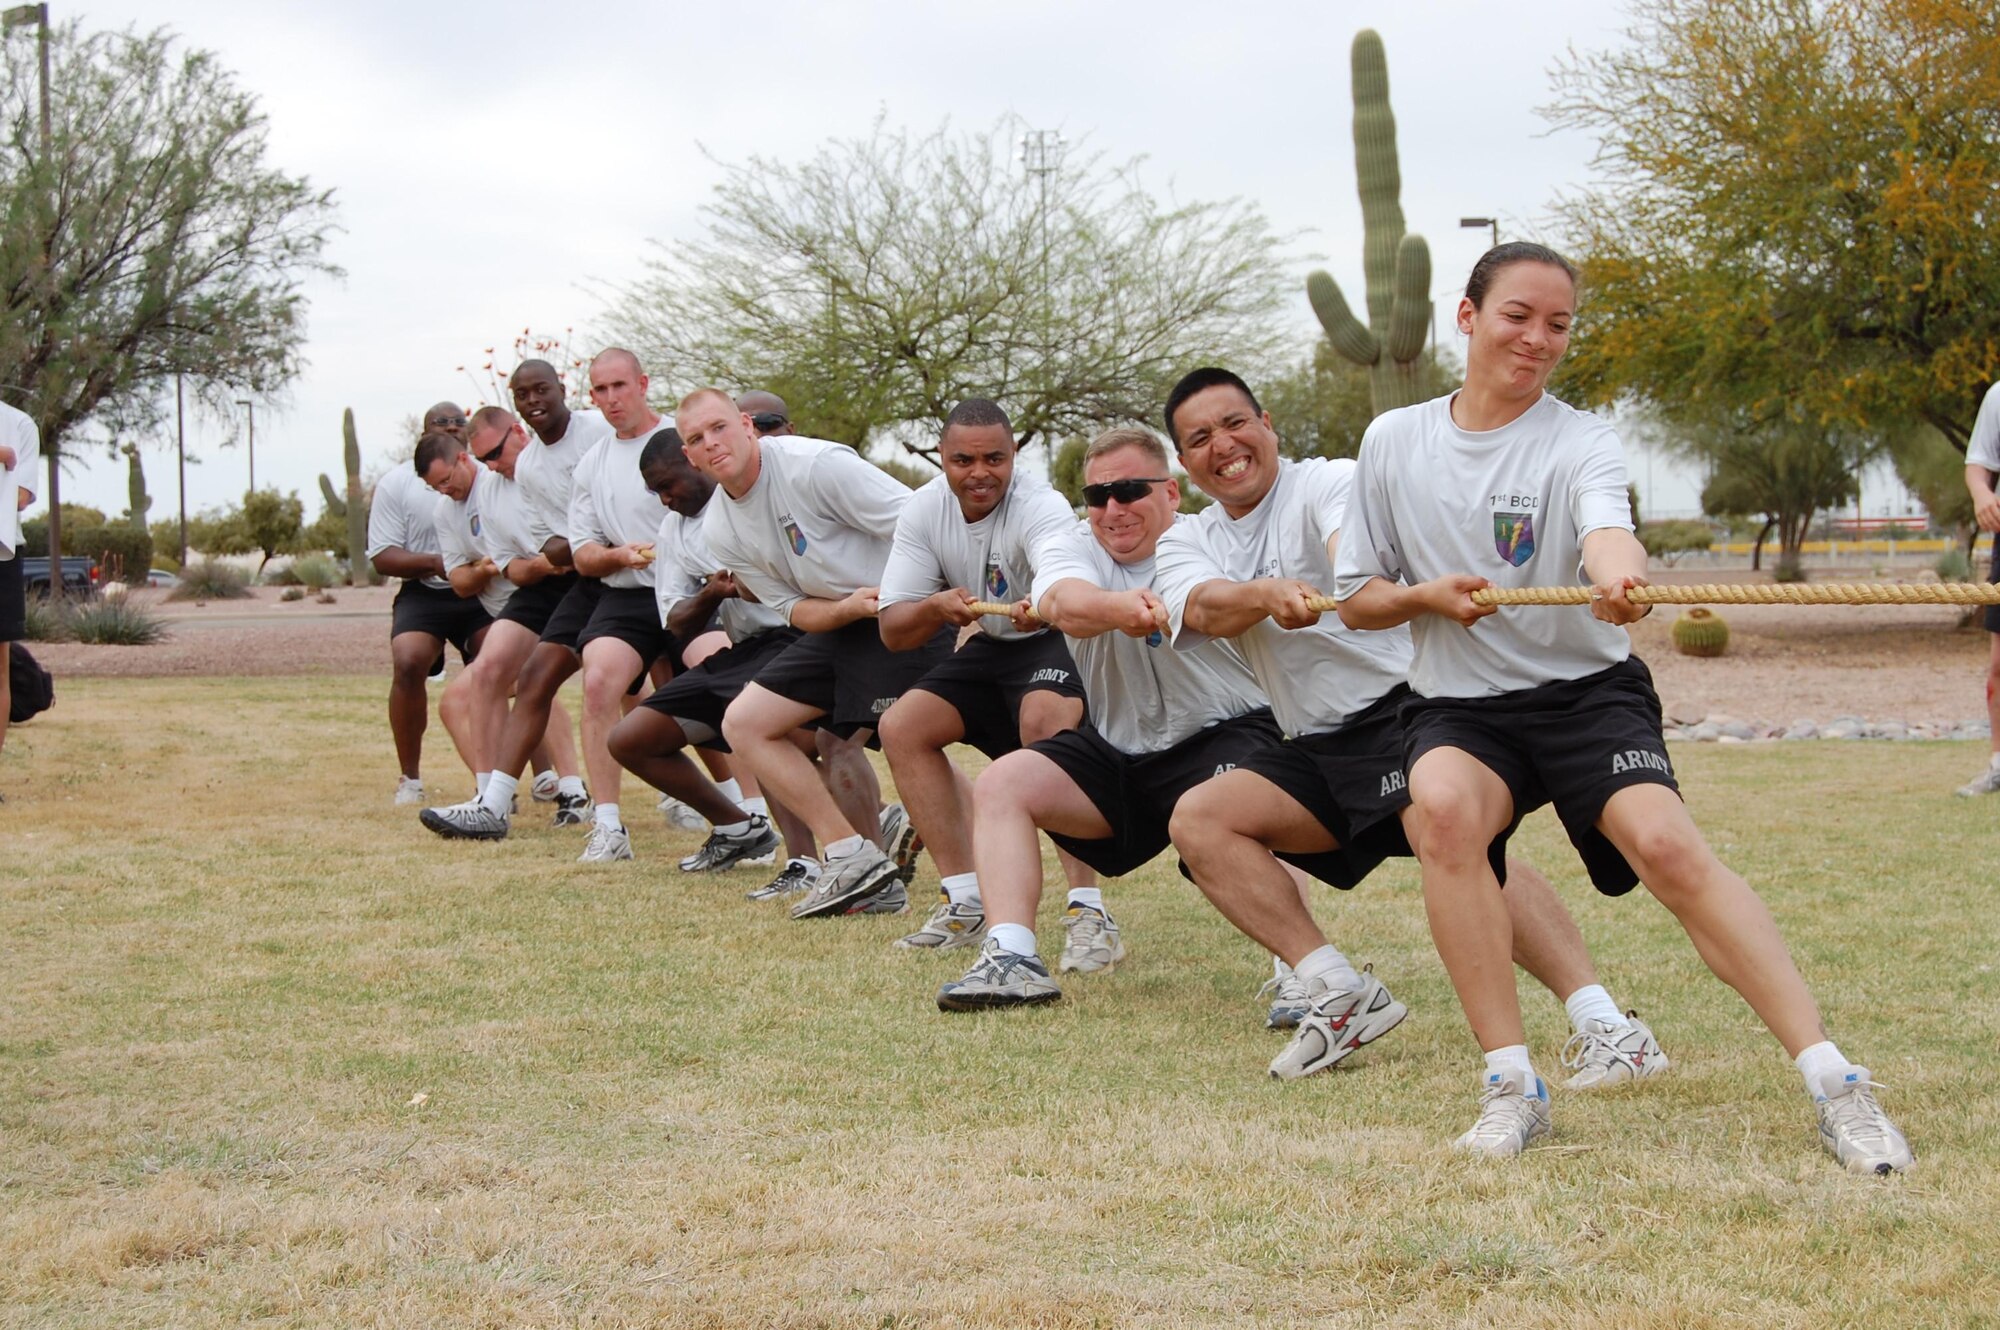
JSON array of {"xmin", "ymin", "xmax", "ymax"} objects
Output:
[
  {"xmin": 0, "ymin": 19, "xmax": 339, "ymax": 566},
  {"xmin": 606, "ymin": 117, "xmax": 1294, "ymax": 463},
  {"xmin": 1690, "ymin": 415, "xmax": 1873, "ymax": 576},
  {"xmin": 1259, "ymin": 342, "xmax": 1460, "ymax": 461},
  {"xmin": 236, "ymin": 488, "xmax": 303, "ymax": 572}
]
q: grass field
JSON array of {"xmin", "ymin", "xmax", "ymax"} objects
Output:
[{"xmin": 2, "ymin": 677, "xmax": 1996, "ymax": 1328}]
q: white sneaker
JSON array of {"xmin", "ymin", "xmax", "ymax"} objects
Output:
[
  {"xmin": 880, "ymin": 802, "xmax": 924, "ymax": 886},
  {"xmin": 937, "ymin": 939, "xmax": 1062, "ymax": 1011},
  {"xmin": 531, "ymin": 771, "xmax": 560, "ymax": 803},
  {"xmin": 894, "ymin": 897, "xmax": 986, "ymax": 950},
  {"xmin": 1058, "ymin": 904, "xmax": 1124, "ymax": 973},
  {"xmin": 1956, "ymin": 763, "xmax": 2000, "ymax": 797},
  {"xmin": 1256, "ymin": 971, "xmax": 1312, "ymax": 1030},
  {"xmin": 1560, "ymin": 1013, "xmax": 1670, "ymax": 1090},
  {"xmin": 419, "ymin": 801, "xmax": 508, "ymax": 841},
  {"xmin": 1814, "ymin": 1066, "xmax": 1914, "ymax": 1175},
  {"xmin": 1268, "ymin": 966, "xmax": 1407, "ymax": 1080},
  {"xmin": 677, "ymin": 815, "xmax": 781, "ymax": 872},
  {"xmin": 1453, "ymin": 1069, "xmax": 1553, "ymax": 1158},
  {"xmin": 790, "ymin": 843, "xmax": 898, "ymax": 919},
  {"xmin": 579, "ymin": 823, "xmax": 633, "ymax": 863},
  {"xmin": 748, "ymin": 858, "xmax": 818, "ymax": 902},
  {"xmin": 394, "ymin": 776, "xmax": 425, "ymax": 806},
  {"xmin": 658, "ymin": 795, "xmax": 709, "ymax": 831}
]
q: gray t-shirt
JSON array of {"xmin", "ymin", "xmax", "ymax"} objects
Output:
[
  {"xmin": 516, "ymin": 408, "xmax": 612, "ymax": 542},
  {"xmin": 434, "ymin": 478, "xmax": 514, "ymax": 616},
  {"xmin": 699, "ymin": 436, "xmax": 910, "ymax": 624},
  {"xmin": 568, "ymin": 425, "xmax": 669, "ymax": 590},
  {"xmin": 1030, "ymin": 520, "xmax": 1268, "ymax": 755},
  {"xmin": 0, "ymin": 400, "xmax": 39, "ymax": 558},
  {"xmin": 366, "ymin": 463, "xmax": 450, "ymax": 591},
  {"xmin": 1964, "ymin": 382, "xmax": 2000, "ymax": 472},
  {"xmin": 1334, "ymin": 392, "xmax": 1634, "ymax": 698},
  {"xmin": 1156, "ymin": 457, "xmax": 1412, "ymax": 736},
  {"xmin": 879, "ymin": 474, "xmax": 1079, "ymax": 642},
  {"xmin": 654, "ymin": 504, "xmax": 787, "ymax": 644}
]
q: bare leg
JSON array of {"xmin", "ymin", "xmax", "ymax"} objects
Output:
[
  {"xmin": 971, "ymin": 750, "xmax": 1115, "ymax": 933},
  {"xmin": 490, "ymin": 643, "xmax": 579, "ymax": 782},
  {"xmin": 1017, "ymin": 691, "xmax": 1098, "ymax": 896},
  {"xmin": 725, "ymin": 686, "xmax": 859, "ymax": 846},
  {"xmin": 388, "ymin": 630, "xmax": 444, "ymax": 779},
  {"xmin": 879, "ymin": 689, "xmax": 974, "ymax": 876},
  {"xmin": 540, "ymin": 697, "xmax": 580, "ymax": 779},
  {"xmin": 1986, "ymin": 633, "xmax": 2000, "ymax": 757},
  {"xmin": 814, "ymin": 727, "xmax": 883, "ymax": 845},
  {"xmin": 1169, "ymin": 771, "xmax": 1341, "ymax": 965},
  {"xmin": 606, "ymin": 707, "xmax": 747, "ymax": 824},
  {"xmin": 580, "ymin": 637, "xmax": 644, "ymax": 814},
  {"xmin": 1498, "ymin": 857, "xmax": 1600, "ymax": 1002}
]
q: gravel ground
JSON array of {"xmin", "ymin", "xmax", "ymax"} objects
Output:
[{"xmin": 27, "ymin": 575, "xmax": 1996, "ymax": 727}]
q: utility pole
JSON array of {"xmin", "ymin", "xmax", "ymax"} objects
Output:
[
  {"xmin": 1018, "ymin": 129, "xmax": 1065, "ymax": 295},
  {"xmin": 236, "ymin": 399, "xmax": 255, "ymax": 492},
  {"xmin": 175, "ymin": 373, "xmax": 188, "ymax": 566}
]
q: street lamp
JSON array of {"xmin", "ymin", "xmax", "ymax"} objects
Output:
[
  {"xmin": 175, "ymin": 374, "xmax": 188, "ymax": 566},
  {"xmin": 235, "ymin": 399, "xmax": 255, "ymax": 492},
  {"xmin": 1460, "ymin": 216, "xmax": 1499, "ymax": 249},
  {"xmin": 5, "ymin": 4, "xmax": 55, "ymax": 566}
]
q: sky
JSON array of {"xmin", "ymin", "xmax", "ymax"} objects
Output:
[{"xmin": 31, "ymin": 0, "xmax": 1918, "ymax": 528}]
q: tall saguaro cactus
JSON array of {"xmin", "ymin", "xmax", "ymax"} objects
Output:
[
  {"xmin": 121, "ymin": 444, "xmax": 151, "ymax": 526},
  {"xmin": 1306, "ymin": 29, "xmax": 1433, "ymax": 418},
  {"xmin": 318, "ymin": 408, "xmax": 377, "ymax": 584}
]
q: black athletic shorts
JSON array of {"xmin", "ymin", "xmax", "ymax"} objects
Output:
[
  {"xmin": 576, "ymin": 584, "xmax": 677, "ymax": 672},
  {"xmin": 0, "ymin": 552, "xmax": 23, "ymax": 642},
  {"xmin": 1400, "ymin": 656, "xmax": 1679, "ymax": 896},
  {"xmin": 391, "ymin": 580, "xmax": 489, "ymax": 663},
  {"xmin": 640, "ymin": 627, "xmax": 804, "ymax": 749},
  {"xmin": 498, "ymin": 570, "xmax": 579, "ymax": 635},
  {"xmin": 1236, "ymin": 685, "xmax": 1416, "ymax": 890},
  {"xmin": 1984, "ymin": 536, "xmax": 2000, "ymax": 632},
  {"xmin": 1035, "ymin": 709, "xmax": 1287, "ymax": 879},
  {"xmin": 539, "ymin": 576, "xmax": 601, "ymax": 652},
  {"xmin": 908, "ymin": 631, "xmax": 1088, "ymax": 759},
  {"xmin": 751, "ymin": 618, "xmax": 955, "ymax": 743}
]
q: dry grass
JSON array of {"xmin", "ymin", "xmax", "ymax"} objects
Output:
[{"xmin": 1, "ymin": 678, "xmax": 1995, "ymax": 1328}]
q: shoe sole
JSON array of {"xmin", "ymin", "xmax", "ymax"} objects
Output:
[
  {"xmin": 894, "ymin": 926, "xmax": 988, "ymax": 951},
  {"xmin": 1564, "ymin": 1051, "xmax": 1671, "ymax": 1091},
  {"xmin": 419, "ymin": 809, "xmax": 508, "ymax": 841},
  {"xmin": 1269, "ymin": 999, "xmax": 1409, "ymax": 1079},
  {"xmin": 889, "ymin": 821, "xmax": 924, "ymax": 884},
  {"xmin": 936, "ymin": 986, "xmax": 1062, "ymax": 1012},
  {"xmin": 790, "ymin": 860, "xmax": 899, "ymax": 919}
]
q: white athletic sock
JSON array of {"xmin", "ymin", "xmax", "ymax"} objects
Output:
[
  {"xmin": 557, "ymin": 775, "xmax": 586, "ymax": 799},
  {"xmin": 1794, "ymin": 1040, "xmax": 1849, "ymax": 1091},
  {"xmin": 1273, "ymin": 955, "xmax": 1293, "ymax": 980},
  {"xmin": 595, "ymin": 802, "xmax": 621, "ymax": 831},
  {"xmin": 988, "ymin": 922, "xmax": 1037, "ymax": 958},
  {"xmin": 940, "ymin": 872, "xmax": 981, "ymax": 907},
  {"xmin": 825, "ymin": 834, "xmax": 867, "ymax": 860},
  {"xmin": 715, "ymin": 777, "xmax": 742, "ymax": 803},
  {"xmin": 1564, "ymin": 984, "xmax": 1624, "ymax": 1033},
  {"xmin": 1484, "ymin": 1044, "xmax": 1536, "ymax": 1084},
  {"xmin": 1293, "ymin": 943, "xmax": 1364, "ymax": 995},
  {"xmin": 476, "ymin": 771, "xmax": 492, "ymax": 796},
  {"xmin": 480, "ymin": 772, "xmax": 518, "ymax": 818},
  {"xmin": 742, "ymin": 796, "xmax": 769, "ymax": 818},
  {"xmin": 713, "ymin": 818, "xmax": 751, "ymax": 836},
  {"xmin": 1066, "ymin": 887, "xmax": 1105, "ymax": 912}
]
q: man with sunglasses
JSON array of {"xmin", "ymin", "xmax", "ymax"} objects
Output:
[
  {"xmin": 371, "ymin": 401, "xmax": 492, "ymax": 805},
  {"xmin": 1152, "ymin": 366, "xmax": 1667, "ymax": 1088},
  {"xmin": 417, "ymin": 415, "xmax": 586, "ymax": 816},
  {"xmin": 938, "ymin": 427, "xmax": 1347, "ymax": 1027},
  {"xmin": 679, "ymin": 387, "xmax": 947, "ymax": 918},
  {"xmin": 737, "ymin": 391, "xmax": 793, "ymax": 439},
  {"xmin": 875, "ymin": 399, "xmax": 1104, "ymax": 960}
]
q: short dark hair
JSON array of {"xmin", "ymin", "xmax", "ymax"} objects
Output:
[
  {"xmin": 1465, "ymin": 242, "xmax": 1579, "ymax": 309},
  {"xmin": 943, "ymin": 398, "xmax": 1012, "ymax": 438},
  {"xmin": 412, "ymin": 431, "xmax": 463, "ymax": 476},
  {"xmin": 638, "ymin": 426, "xmax": 687, "ymax": 472},
  {"xmin": 1163, "ymin": 368, "xmax": 1261, "ymax": 446}
]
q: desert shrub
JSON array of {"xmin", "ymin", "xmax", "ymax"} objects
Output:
[
  {"xmin": 168, "ymin": 557, "xmax": 251, "ymax": 601},
  {"xmin": 67, "ymin": 594, "xmax": 166, "ymax": 645},
  {"xmin": 22, "ymin": 596, "xmax": 74, "ymax": 642},
  {"xmin": 1935, "ymin": 547, "xmax": 1973, "ymax": 581},
  {"xmin": 84, "ymin": 525, "xmax": 154, "ymax": 584},
  {"xmin": 279, "ymin": 585, "xmax": 306, "ymax": 602},
  {"xmin": 291, "ymin": 553, "xmax": 339, "ymax": 591},
  {"xmin": 1637, "ymin": 520, "xmax": 1716, "ymax": 564}
]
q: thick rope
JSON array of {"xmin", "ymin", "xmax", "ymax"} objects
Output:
[{"xmin": 968, "ymin": 600, "xmax": 1037, "ymax": 619}]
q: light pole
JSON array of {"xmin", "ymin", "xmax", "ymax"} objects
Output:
[
  {"xmin": 235, "ymin": 398, "xmax": 255, "ymax": 492},
  {"xmin": 5, "ymin": 3, "xmax": 54, "ymax": 566},
  {"xmin": 1017, "ymin": 129, "xmax": 1065, "ymax": 291},
  {"xmin": 175, "ymin": 373, "xmax": 188, "ymax": 566},
  {"xmin": 1460, "ymin": 216, "xmax": 1499, "ymax": 249}
]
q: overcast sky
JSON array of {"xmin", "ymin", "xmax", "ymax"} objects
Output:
[{"xmin": 31, "ymin": 0, "xmax": 1916, "ymax": 526}]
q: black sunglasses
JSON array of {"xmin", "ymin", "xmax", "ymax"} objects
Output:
[
  {"xmin": 473, "ymin": 429, "xmax": 508, "ymax": 464},
  {"xmin": 749, "ymin": 411, "xmax": 788, "ymax": 432},
  {"xmin": 431, "ymin": 414, "xmax": 468, "ymax": 429},
  {"xmin": 1082, "ymin": 477, "xmax": 1170, "ymax": 508}
]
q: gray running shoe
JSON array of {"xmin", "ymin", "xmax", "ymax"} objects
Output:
[
  {"xmin": 394, "ymin": 776, "xmax": 425, "ymax": 806},
  {"xmin": 937, "ymin": 938, "xmax": 1062, "ymax": 1011},
  {"xmin": 578, "ymin": 823, "xmax": 633, "ymax": 863},
  {"xmin": 1561, "ymin": 1013, "xmax": 1670, "ymax": 1090},
  {"xmin": 1956, "ymin": 763, "xmax": 2000, "ymax": 797},
  {"xmin": 658, "ymin": 794, "xmax": 708, "ymax": 831},
  {"xmin": 420, "ymin": 801, "xmax": 508, "ymax": 841},
  {"xmin": 1268, "ymin": 965, "xmax": 1407, "ymax": 1080},
  {"xmin": 677, "ymin": 815, "xmax": 781, "ymax": 872},
  {"xmin": 748, "ymin": 857, "xmax": 819, "ymax": 902},
  {"xmin": 553, "ymin": 791, "xmax": 592, "ymax": 828},
  {"xmin": 894, "ymin": 897, "xmax": 987, "ymax": 950},
  {"xmin": 1058, "ymin": 904, "xmax": 1125, "ymax": 973},
  {"xmin": 1453, "ymin": 1070, "xmax": 1553, "ymax": 1158},
  {"xmin": 880, "ymin": 802, "xmax": 924, "ymax": 886},
  {"xmin": 531, "ymin": 771, "xmax": 560, "ymax": 803},
  {"xmin": 1256, "ymin": 971, "xmax": 1312, "ymax": 1030},
  {"xmin": 790, "ymin": 843, "xmax": 899, "ymax": 919},
  {"xmin": 847, "ymin": 879, "xmax": 910, "ymax": 915},
  {"xmin": 1814, "ymin": 1066, "xmax": 1914, "ymax": 1175}
]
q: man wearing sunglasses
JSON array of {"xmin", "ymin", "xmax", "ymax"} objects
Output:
[
  {"xmin": 875, "ymin": 399, "xmax": 1104, "ymax": 960},
  {"xmin": 737, "ymin": 391, "xmax": 793, "ymax": 439},
  {"xmin": 1152, "ymin": 366, "xmax": 1667, "ymax": 1089},
  {"xmin": 938, "ymin": 427, "xmax": 1319, "ymax": 1019},
  {"xmin": 417, "ymin": 416, "xmax": 586, "ymax": 819},
  {"xmin": 370, "ymin": 401, "xmax": 493, "ymax": 806}
]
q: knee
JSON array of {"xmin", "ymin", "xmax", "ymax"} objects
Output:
[
  {"xmin": 390, "ymin": 648, "xmax": 432, "ymax": 691},
  {"xmin": 1407, "ymin": 792, "xmax": 1493, "ymax": 865},
  {"xmin": 721, "ymin": 697, "xmax": 767, "ymax": 753},
  {"xmin": 581, "ymin": 663, "xmax": 627, "ymax": 711},
  {"xmin": 1016, "ymin": 695, "xmax": 1081, "ymax": 748},
  {"xmin": 973, "ymin": 756, "xmax": 1034, "ymax": 820},
  {"xmin": 1167, "ymin": 787, "xmax": 1227, "ymax": 858},
  {"xmin": 607, "ymin": 715, "xmax": 643, "ymax": 768},
  {"xmin": 877, "ymin": 697, "xmax": 946, "ymax": 758},
  {"xmin": 1622, "ymin": 823, "xmax": 1712, "ymax": 896}
]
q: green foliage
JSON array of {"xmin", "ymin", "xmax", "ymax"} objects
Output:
[
  {"xmin": 1260, "ymin": 342, "xmax": 1459, "ymax": 460},
  {"xmin": 871, "ymin": 456, "xmax": 933, "ymax": 491},
  {"xmin": 299, "ymin": 505, "xmax": 348, "ymax": 559},
  {"xmin": 339, "ymin": 408, "xmax": 375, "ymax": 583},
  {"xmin": 151, "ymin": 553, "xmax": 179, "ymax": 575},
  {"xmin": 1886, "ymin": 423, "xmax": 1975, "ymax": 535},
  {"xmin": 182, "ymin": 489, "xmax": 302, "ymax": 571},
  {"xmin": 21, "ymin": 595, "xmax": 72, "ymax": 642},
  {"xmin": 20, "ymin": 505, "xmax": 108, "ymax": 552},
  {"xmin": 166, "ymin": 557, "xmax": 250, "ymax": 601},
  {"xmin": 607, "ymin": 116, "xmax": 1292, "ymax": 463},
  {"xmin": 1049, "ymin": 437, "xmax": 1087, "ymax": 508},
  {"xmin": 1303, "ymin": 30, "xmax": 1434, "ymax": 418},
  {"xmin": 0, "ymin": 19, "xmax": 338, "ymax": 562},
  {"xmin": 83, "ymin": 524, "xmax": 153, "ymax": 583},
  {"xmin": 1677, "ymin": 411, "xmax": 1872, "ymax": 577},
  {"xmin": 1935, "ymin": 547, "xmax": 1973, "ymax": 581},
  {"xmin": 1637, "ymin": 520, "xmax": 1717, "ymax": 563},
  {"xmin": 290, "ymin": 553, "xmax": 338, "ymax": 591},
  {"xmin": 66, "ymin": 593, "xmax": 165, "ymax": 645}
]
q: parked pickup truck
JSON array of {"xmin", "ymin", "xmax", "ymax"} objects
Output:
[{"xmin": 19, "ymin": 555, "xmax": 100, "ymax": 597}]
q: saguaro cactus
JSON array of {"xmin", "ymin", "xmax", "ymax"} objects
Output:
[
  {"xmin": 319, "ymin": 409, "xmax": 378, "ymax": 584},
  {"xmin": 122, "ymin": 444, "xmax": 151, "ymax": 526},
  {"xmin": 1305, "ymin": 29, "xmax": 1433, "ymax": 418}
]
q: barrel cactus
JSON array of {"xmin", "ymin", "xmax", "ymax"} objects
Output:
[
  {"xmin": 1305, "ymin": 30, "xmax": 1433, "ymax": 419},
  {"xmin": 1670, "ymin": 607, "xmax": 1730, "ymax": 657}
]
